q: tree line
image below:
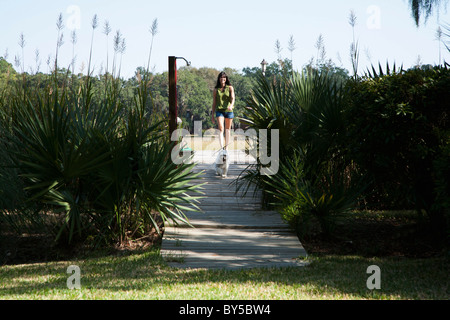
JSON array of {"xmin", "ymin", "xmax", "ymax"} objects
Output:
[{"xmin": 1, "ymin": 55, "xmax": 350, "ymax": 133}]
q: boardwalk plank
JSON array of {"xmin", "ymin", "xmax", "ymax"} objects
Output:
[{"xmin": 161, "ymin": 149, "xmax": 308, "ymax": 269}]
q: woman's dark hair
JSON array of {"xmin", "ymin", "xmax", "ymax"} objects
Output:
[{"xmin": 215, "ymin": 71, "xmax": 231, "ymax": 89}]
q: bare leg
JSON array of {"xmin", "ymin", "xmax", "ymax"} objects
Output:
[
  {"xmin": 224, "ymin": 118, "xmax": 233, "ymax": 150},
  {"xmin": 217, "ymin": 116, "xmax": 225, "ymax": 149}
]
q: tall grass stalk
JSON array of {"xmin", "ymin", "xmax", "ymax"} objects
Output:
[
  {"xmin": 18, "ymin": 33, "xmax": 25, "ymax": 74},
  {"xmin": 54, "ymin": 13, "xmax": 64, "ymax": 74},
  {"xmin": 348, "ymin": 10, "xmax": 360, "ymax": 79},
  {"xmin": 147, "ymin": 18, "xmax": 158, "ymax": 72},
  {"xmin": 103, "ymin": 20, "xmax": 112, "ymax": 74}
]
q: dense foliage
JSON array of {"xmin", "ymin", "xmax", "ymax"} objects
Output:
[
  {"xmin": 0, "ymin": 62, "xmax": 203, "ymax": 246},
  {"xmin": 0, "ymin": 50, "xmax": 295, "ymax": 248},
  {"xmin": 239, "ymin": 69, "xmax": 362, "ymax": 239},
  {"xmin": 239, "ymin": 64, "xmax": 449, "ymax": 248},
  {"xmin": 346, "ymin": 64, "xmax": 450, "ymax": 241},
  {"xmin": 1, "ymin": 50, "xmax": 448, "ymax": 251}
]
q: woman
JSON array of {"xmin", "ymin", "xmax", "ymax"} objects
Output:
[{"xmin": 211, "ymin": 71, "xmax": 235, "ymax": 150}]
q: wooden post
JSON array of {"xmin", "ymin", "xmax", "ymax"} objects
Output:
[{"xmin": 168, "ymin": 56, "xmax": 178, "ymax": 142}]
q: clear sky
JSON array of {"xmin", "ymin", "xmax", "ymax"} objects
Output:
[{"xmin": 1, "ymin": 0, "xmax": 449, "ymax": 79}]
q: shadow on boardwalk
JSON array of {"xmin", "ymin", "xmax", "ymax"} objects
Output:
[{"xmin": 161, "ymin": 150, "xmax": 308, "ymax": 270}]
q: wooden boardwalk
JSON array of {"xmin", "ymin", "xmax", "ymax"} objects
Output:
[{"xmin": 161, "ymin": 149, "xmax": 308, "ymax": 270}]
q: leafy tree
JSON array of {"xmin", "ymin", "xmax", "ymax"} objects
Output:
[
  {"xmin": 191, "ymin": 67, "xmax": 219, "ymax": 91},
  {"xmin": 243, "ymin": 59, "xmax": 293, "ymax": 80},
  {"xmin": 0, "ymin": 57, "xmax": 17, "ymax": 90},
  {"xmin": 177, "ymin": 67, "xmax": 213, "ymax": 130}
]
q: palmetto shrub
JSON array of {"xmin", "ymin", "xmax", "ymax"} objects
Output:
[
  {"xmin": 239, "ymin": 71, "xmax": 363, "ymax": 238},
  {"xmin": 0, "ymin": 70, "xmax": 202, "ymax": 246},
  {"xmin": 264, "ymin": 150, "xmax": 362, "ymax": 239}
]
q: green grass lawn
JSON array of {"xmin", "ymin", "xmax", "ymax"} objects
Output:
[{"xmin": 1, "ymin": 249, "xmax": 448, "ymax": 300}]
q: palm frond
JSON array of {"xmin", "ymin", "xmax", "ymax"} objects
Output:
[{"xmin": 365, "ymin": 61, "xmax": 404, "ymax": 78}]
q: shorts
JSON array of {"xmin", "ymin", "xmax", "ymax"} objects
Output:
[{"xmin": 216, "ymin": 111, "xmax": 234, "ymax": 119}]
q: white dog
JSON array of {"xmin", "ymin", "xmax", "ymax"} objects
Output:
[{"xmin": 214, "ymin": 149, "xmax": 229, "ymax": 178}]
